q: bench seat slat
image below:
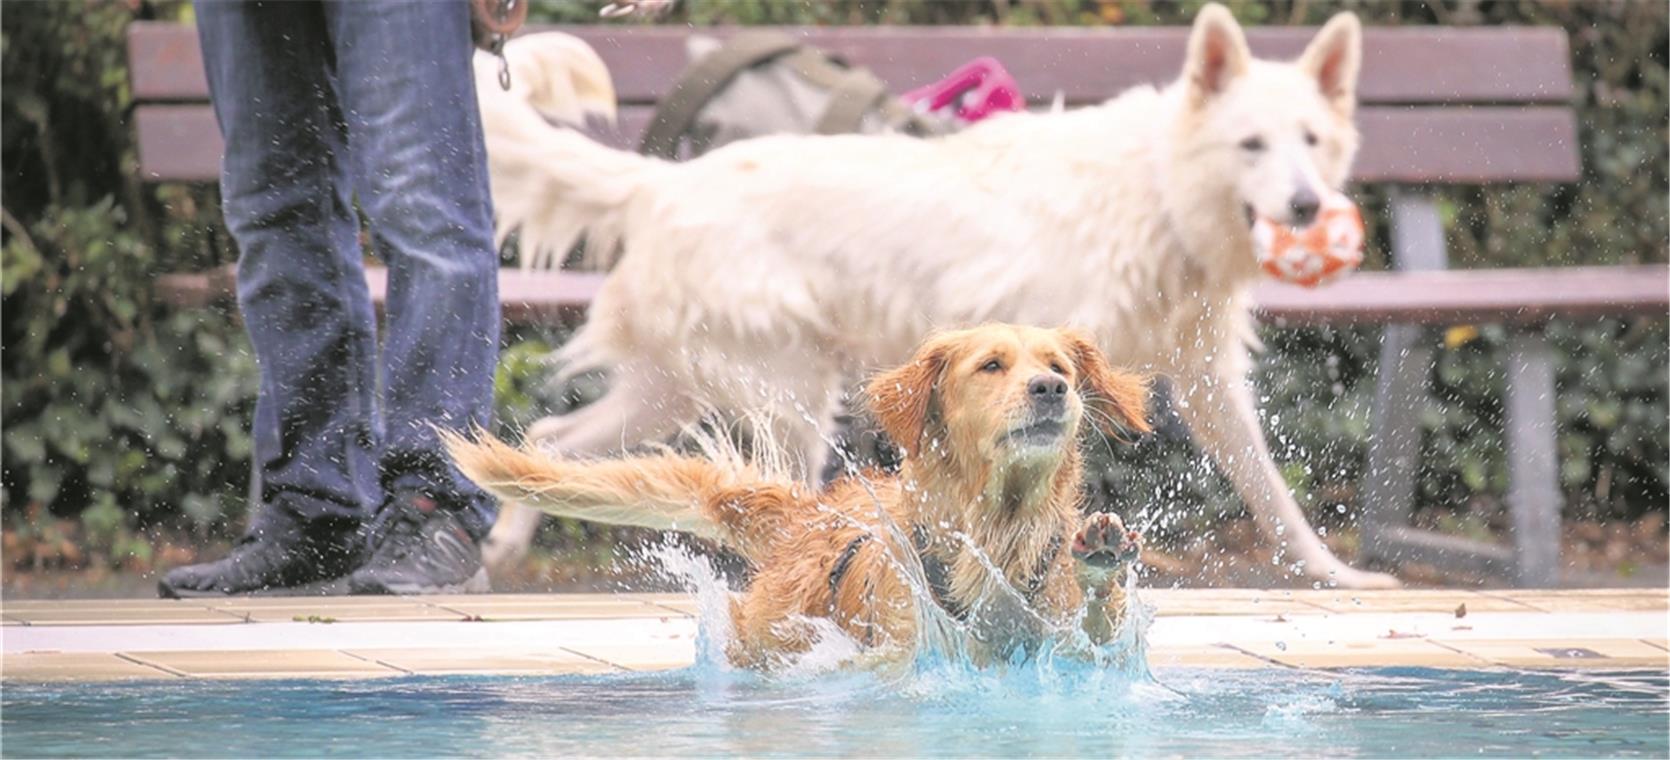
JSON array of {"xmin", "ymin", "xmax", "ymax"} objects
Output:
[
  {"xmin": 1255, "ymin": 265, "xmax": 1670, "ymax": 325},
  {"xmin": 155, "ymin": 266, "xmax": 608, "ymax": 323},
  {"xmin": 157, "ymin": 265, "xmax": 1668, "ymax": 326},
  {"xmin": 127, "ymin": 21, "xmax": 1574, "ymax": 106},
  {"xmin": 134, "ymin": 103, "xmax": 1582, "ymax": 184}
]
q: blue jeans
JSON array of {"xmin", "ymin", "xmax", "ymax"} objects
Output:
[{"xmin": 196, "ymin": 0, "xmax": 500, "ymax": 539}]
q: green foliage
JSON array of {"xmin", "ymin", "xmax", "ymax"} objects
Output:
[
  {"xmin": 2, "ymin": 3, "xmax": 255, "ymax": 562},
  {"xmin": 526, "ymin": 0, "xmax": 1668, "ymax": 542},
  {"xmin": 1, "ymin": 0, "xmax": 1664, "ymax": 571}
]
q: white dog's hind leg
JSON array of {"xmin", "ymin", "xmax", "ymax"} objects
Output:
[
  {"xmin": 770, "ymin": 404, "xmax": 838, "ymax": 486},
  {"xmin": 744, "ymin": 361, "xmax": 846, "ymax": 485},
  {"xmin": 1172, "ymin": 370, "xmax": 1401, "ymax": 589},
  {"xmin": 481, "ymin": 369, "xmax": 698, "ymax": 573},
  {"xmin": 481, "ymin": 502, "xmax": 547, "ymax": 575}
]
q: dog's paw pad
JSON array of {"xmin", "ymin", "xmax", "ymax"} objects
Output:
[{"xmin": 1072, "ymin": 513, "xmax": 1141, "ymax": 568}]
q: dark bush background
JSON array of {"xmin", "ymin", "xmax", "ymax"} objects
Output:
[{"xmin": 3, "ymin": 0, "xmax": 1664, "ymax": 574}]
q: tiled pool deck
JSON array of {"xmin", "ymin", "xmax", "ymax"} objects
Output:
[{"xmin": 3, "ymin": 589, "xmax": 1665, "ymax": 680}]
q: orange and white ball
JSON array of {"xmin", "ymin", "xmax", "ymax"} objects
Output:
[{"xmin": 1252, "ymin": 192, "xmax": 1365, "ymax": 287}]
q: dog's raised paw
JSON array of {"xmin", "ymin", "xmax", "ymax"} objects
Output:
[{"xmin": 1072, "ymin": 512, "xmax": 1142, "ymax": 568}]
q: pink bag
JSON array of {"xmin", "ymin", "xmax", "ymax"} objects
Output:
[{"xmin": 902, "ymin": 57, "xmax": 1025, "ymax": 125}]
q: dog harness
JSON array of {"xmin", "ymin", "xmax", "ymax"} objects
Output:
[
  {"xmin": 825, "ymin": 527, "xmax": 1064, "ymax": 622},
  {"xmin": 826, "ymin": 533, "xmax": 873, "ymax": 608}
]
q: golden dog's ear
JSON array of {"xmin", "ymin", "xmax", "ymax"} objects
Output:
[
  {"xmin": 1062, "ymin": 330, "xmax": 1152, "ymax": 438},
  {"xmin": 866, "ymin": 339, "xmax": 952, "ymax": 454}
]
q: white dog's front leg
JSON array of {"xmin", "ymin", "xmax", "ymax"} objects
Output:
[{"xmin": 1172, "ymin": 370, "xmax": 1401, "ymax": 589}]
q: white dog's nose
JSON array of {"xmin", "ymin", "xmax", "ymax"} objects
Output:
[{"xmin": 1289, "ymin": 188, "xmax": 1321, "ymax": 226}]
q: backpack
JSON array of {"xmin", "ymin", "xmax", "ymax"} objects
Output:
[{"xmin": 638, "ymin": 31, "xmax": 959, "ymax": 159}]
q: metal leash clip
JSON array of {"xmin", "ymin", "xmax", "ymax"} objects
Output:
[
  {"xmin": 599, "ymin": 1, "xmax": 674, "ymax": 19},
  {"xmin": 492, "ymin": 0, "xmax": 517, "ymax": 90},
  {"xmin": 471, "ymin": 0, "xmax": 525, "ymax": 91}
]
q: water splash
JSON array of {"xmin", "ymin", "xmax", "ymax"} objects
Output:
[{"xmin": 638, "ymin": 534, "xmax": 1157, "ymax": 692}]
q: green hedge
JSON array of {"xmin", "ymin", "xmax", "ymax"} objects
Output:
[{"xmin": 2, "ymin": 1, "xmax": 1664, "ymax": 569}]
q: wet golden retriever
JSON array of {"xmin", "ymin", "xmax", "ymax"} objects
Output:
[{"xmin": 445, "ymin": 325, "xmax": 1152, "ymax": 667}]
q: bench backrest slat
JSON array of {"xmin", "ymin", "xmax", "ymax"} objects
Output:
[
  {"xmin": 560, "ymin": 25, "xmax": 1575, "ymax": 106},
  {"xmin": 128, "ymin": 22, "xmax": 208, "ymax": 101},
  {"xmin": 128, "ymin": 22, "xmax": 1575, "ymax": 105},
  {"xmin": 126, "ymin": 21, "xmax": 1582, "ymax": 184}
]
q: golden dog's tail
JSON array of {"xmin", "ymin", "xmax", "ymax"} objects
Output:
[
  {"xmin": 444, "ymin": 432, "xmax": 801, "ymax": 563},
  {"xmin": 473, "ymin": 32, "xmax": 667, "ymax": 271}
]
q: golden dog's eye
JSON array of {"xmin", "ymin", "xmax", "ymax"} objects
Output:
[
  {"xmin": 979, "ymin": 359, "xmax": 1004, "ymax": 373},
  {"xmin": 1303, "ymin": 128, "xmax": 1318, "ymax": 146},
  {"xmin": 1049, "ymin": 362, "xmax": 1066, "ymax": 375},
  {"xmin": 1239, "ymin": 135, "xmax": 1265, "ymax": 152}
]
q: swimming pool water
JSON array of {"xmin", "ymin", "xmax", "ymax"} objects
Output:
[{"xmin": 4, "ymin": 667, "xmax": 1665, "ymax": 758}]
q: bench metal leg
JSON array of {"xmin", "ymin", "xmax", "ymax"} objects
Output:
[
  {"xmin": 1362, "ymin": 191, "xmax": 1448, "ymax": 567},
  {"xmin": 1504, "ymin": 330, "xmax": 1563, "ymax": 587},
  {"xmin": 1360, "ymin": 192, "xmax": 1564, "ymax": 584},
  {"xmin": 1362, "ymin": 325, "xmax": 1430, "ymax": 562}
]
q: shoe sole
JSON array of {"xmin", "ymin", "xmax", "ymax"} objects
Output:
[
  {"xmin": 157, "ymin": 576, "xmax": 353, "ymax": 599},
  {"xmin": 348, "ymin": 567, "xmax": 492, "ymax": 596}
]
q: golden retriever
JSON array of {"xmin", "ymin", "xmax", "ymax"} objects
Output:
[{"xmin": 446, "ymin": 324, "xmax": 1152, "ymax": 667}]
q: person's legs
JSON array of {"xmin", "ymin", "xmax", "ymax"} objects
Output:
[
  {"xmin": 323, "ymin": 0, "xmax": 502, "ymax": 593},
  {"xmin": 161, "ymin": 0, "xmax": 381, "ymax": 597}
]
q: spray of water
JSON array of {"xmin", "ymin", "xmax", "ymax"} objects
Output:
[{"xmin": 636, "ymin": 530, "xmax": 1155, "ymax": 691}]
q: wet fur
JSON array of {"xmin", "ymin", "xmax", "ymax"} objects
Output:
[{"xmin": 447, "ymin": 325, "xmax": 1151, "ymax": 667}]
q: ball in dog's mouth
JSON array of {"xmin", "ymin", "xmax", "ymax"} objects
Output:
[{"xmin": 1250, "ymin": 191, "xmax": 1365, "ymax": 287}]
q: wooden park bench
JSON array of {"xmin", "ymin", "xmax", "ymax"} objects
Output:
[{"xmin": 127, "ymin": 21, "xmax": 1667, "ymax": 586}]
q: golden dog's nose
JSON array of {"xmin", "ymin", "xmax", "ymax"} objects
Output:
[{"xmin": 1028, "ymin": 374, "xmax": 1068, "ymax": 406}]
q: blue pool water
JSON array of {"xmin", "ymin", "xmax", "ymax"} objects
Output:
[{"xmin": 4, "ymin": 666, "xmax": 1666, "ymax": 757}]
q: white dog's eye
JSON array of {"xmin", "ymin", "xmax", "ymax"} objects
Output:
[
  {"xmin": 1239, "ymin": 135, "xmax": 1265, "ymax": 152},
  {"xmin": 980, "ymin": 359, "xmax": 1004, "ymax": 373},
  {"xmin": 1303, "ymin": 128, "xmax": 1319, "ymax": 146}
]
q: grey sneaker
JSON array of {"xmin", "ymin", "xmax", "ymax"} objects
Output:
[
  {"xmin": 348, "ymin": 491, "xmax": 490, "ymax": 595},
  {"xmin": 158, "ymin": 517, "xmax": 364, "ymax": 598}
]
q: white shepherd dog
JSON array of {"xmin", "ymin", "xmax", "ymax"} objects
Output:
[{"xmin": 474, "ymin": 4, "xmax": 1400, "ymax": 589}]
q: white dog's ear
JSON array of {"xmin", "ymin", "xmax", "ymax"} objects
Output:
[
  {"xmin": 1300, "ymin": 12, "xmax": 1362, "ymax": 115},
  {"xmin": 1184, "ymin": 3, "xmax": 1250, "ymax": 102},
  {"xmin": 494, "ymin": 33, "xmax": 618, "ymax": 126}
]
